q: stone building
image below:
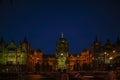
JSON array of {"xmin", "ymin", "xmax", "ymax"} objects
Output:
[
  {"xmin": 1, "ymin": 35, "xmax": 120, "ymax": 72},
  {"xmin": 90, "ymin": 36, "xmax": 120, "ymax": 70},
  {"xmin": 0, "ymin": 37, "xmax": 30, "ymax": 72},
  {"xmin": 27, "ymin": 49, "xmax": 43, "ymax": 72},
  {"xmin": 55, "ymin": 33, "xmax": 69, "ymax": 71}
]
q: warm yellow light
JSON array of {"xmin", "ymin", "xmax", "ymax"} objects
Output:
[
  {"xmin": 61, "ymin": 53, "xmax": 63, "ymax": 56},
  {"xmin": 109, "ymin": 57, "xmax": 113, "ymax": 60},
  {"xmin": 104, "ymin": 52, "xmax": 107, "ymax": 54},
  {"xmin": 113, "ymin": 50, "xmax": 116, "ymax": 53}
]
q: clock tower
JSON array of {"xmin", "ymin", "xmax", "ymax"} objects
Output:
[{"xmin": 55, "ymin": 33, "xmax": 69, "ymax": 71}]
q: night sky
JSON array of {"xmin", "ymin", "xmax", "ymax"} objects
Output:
[{"xmin": 0, "ymin": 0, "xmax": 120, "ymax": 54}]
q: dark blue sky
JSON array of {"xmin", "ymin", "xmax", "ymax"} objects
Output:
[{"xmin": 0, "ymin": 0, "xmax": 120, "ymax": 54}]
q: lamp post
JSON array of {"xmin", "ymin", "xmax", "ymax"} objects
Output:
[
  {"xmin": 109, "ymin": 57, "xmax": 113, "ymax": 63},
  {"xmin": 92, "ymin": 57, "xmax": 94, "ymax": 70},
  {"xmin": 109, "ymin": 57, "xmax": 113, "ymax": 70},
  {"xmin": 112, "ymin": 50, "xmax": 116, "ymax": 69}
]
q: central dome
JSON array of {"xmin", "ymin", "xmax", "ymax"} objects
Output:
[
  {"xmin": 57, "ymin": 33, "xmax": 68, "ymax": 43},
  {"xmin": 56, "ymin": 33, "xmax": 69, "ymax": 53}
]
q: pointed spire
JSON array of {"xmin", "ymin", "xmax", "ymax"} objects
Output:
[
  {"xmin": 24, "ymin": 36, "xmax": 27, "ymax": 43},
  {"xmin": 24, "ymin": 36, "xmax": 27, "ymax": 41},
  {"xmin": 117, "ymin": 36, "xmax": 120, "ymax": 41},
  {"xmin": 105, "ymin": 38, "xmax": 111, "ymax": 45},
  {"xmin": 116, "ymin": 36, "xmax": 120, "ymax": 44},
  {"xmin": 93, "ymin": 36, "xmax": 98, "ymax": 44},
  {"xmin": 61, "ymin": 32, "xmax": 64, "ymax": 38},
  {"xmin": 0, "ymin": 36, "xmax": 5, "ymax": 43},
  {"xmin": 95, "ymin": 36, "xmax": 98, "ymax": 41}
]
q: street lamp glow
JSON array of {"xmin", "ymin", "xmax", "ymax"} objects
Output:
[
  {"xmin": 61, "ymin": 53, "xmax": 63, "ymax": 56},
  {"xmin": 113, "ymin": 50, "xmax": 116, "ymax": 53},
  {"xmin": 109, "ymin": 57, "xmax": 113, "ymax": 60},
  {"xmin": 104, "ymin": 52, "xmax": 107, "ymax": 54}
]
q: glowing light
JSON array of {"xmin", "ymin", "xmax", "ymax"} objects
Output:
[
  {"xmin": 109, "ymin": 57, "xmax": 113, "ymax": 60},
  {"xmin": 61, "ymin": 53, "xmax": 63, "ymax": 56},
  {"xmin": 104, "ymin": 52, "xmax": 107, "ymax": 54},
  {"xmin": 113, "ymin": 50, "xmax": 116, "ymax": 53}
]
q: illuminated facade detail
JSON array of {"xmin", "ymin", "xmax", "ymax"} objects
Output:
[
  {"xmin": 80, "ymin": 50, "xmax": 93, "ymax": 69},
  {"xmin": 115, "ymin": 37, "xmax": 120, "ymax": 56},
  {"xmin": 90, "ymin": 37, "xmax": 120, "ymax": 69},
  {"xmin": 0, "ymin": 37, "xmax": 30, "ymax": 65},
  {"xmin": 47, "ymin": 56, "xmax": 55, "ymax": 71},
  {"xmin": 91, "ymin": 37, "xmax": 104, "ymax": 65},
  {"xmin": 0, "ymin": 35, "xmax": 120, "ymax": 72},
  {"xmin": 27, "ymin": 49, "xmax": 43, "ymax": 71},
  {"xmin": 55, "ymin": 33, "xmax": 69, "ymax": 70},
  {"xmin": 0, "ymin": 37, "xmax": 5, "ymax": 64},
  {"xmin": 68, "ymin": 54, "xmax": 77, "ymax": 71},
  {"xmin": 91, "ymin": 37, "xmax": 102, "ymax": 58}
]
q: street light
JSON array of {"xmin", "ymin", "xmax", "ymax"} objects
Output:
[
  {"xmin": 109, "ymin": 57, "xmax": 113, "ymax": 70},
  {"xmin": 113, "ymin": 50, "xmax": 116, "ymax": 53},
  {"xmin": 112, "ymin": 50, "xmax": 116, "ymax": 69},
  {"xmin": 104, "ymin": 52, "xmax": 107, "ymax": 70},
  {"xmin": 112, "ymin": 50, "xmax": 116, "ymax": 59}
]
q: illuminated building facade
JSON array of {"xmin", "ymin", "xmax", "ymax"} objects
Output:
[
  {"xmin": 91, "ymin": 37, "xmax": 120, "ymax": 69},
  {"xmin": 25, "ymin": 36, "xmax": 120, "ymax": 71},
  {"xmin": 0, "ymin": 37, "xmax": 30, "ymax": 65},
  {"xmin": 27, "ymin": 49, "xmax": 43, "ymax": 71},
  {"xmin": 55, "ymin": 33, "xmax": 69, "ymax": 70},
  {"xmin": 90, "ymin": 37, "xmax": 103, "ymax": 67},
  {"xmin": 0, "ymin": 35, "xmax": 120, "ymax": 72}
]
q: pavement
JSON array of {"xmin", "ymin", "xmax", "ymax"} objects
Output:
[{"xmin": 0, "ymin": 71, "xmax": 109, "ymax": 80}]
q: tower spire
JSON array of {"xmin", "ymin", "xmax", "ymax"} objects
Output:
[
  {"xmin": 0, "ymin": 36, "xmax": 5, "ymax": 43},
  {"xmin": 116, "ymin": 36, "xmax": 120, "ymax": 44},
  {"xmin": 61, "ymin": 32, "xmax": 64, "ymax": 38},
  {"xmin": 95, "ymin": 36, "xmax": 98, "ymax": 41}
]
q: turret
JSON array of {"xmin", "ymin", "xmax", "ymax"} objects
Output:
[
  {"xmin": 21, "ymin": 36, "xmax": 30, "ymax": 53},
  {"xmin": 55, "ymin": 33, "xmax": 69, "ymax": 70},
  {"xmin": 0, "ymin": 36, "xmax": 5, "ymax": 53}
]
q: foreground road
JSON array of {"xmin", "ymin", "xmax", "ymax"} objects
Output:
[{"xmin": 0, "ymin": 71, "xmax": 109, "ymax": 80}]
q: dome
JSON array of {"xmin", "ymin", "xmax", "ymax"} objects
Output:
[
  {"xmin": 57, "ymin": 33, "xmax": 68, "ymax": 44},
  {"xmin": 57, "ymin": 37, "xmax": 67, "ymax": 43}
]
